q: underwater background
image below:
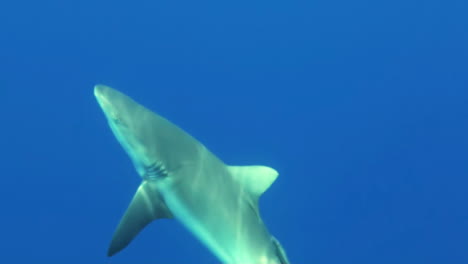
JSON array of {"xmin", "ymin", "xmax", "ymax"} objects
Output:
[{"xmin": 1, "ymin": 0, "xmax": 467, "ymax": 263}]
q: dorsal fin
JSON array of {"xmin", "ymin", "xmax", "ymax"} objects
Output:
[{"xmin": 228, "ymin": 165, "xmax": 278, "ymax": 197}]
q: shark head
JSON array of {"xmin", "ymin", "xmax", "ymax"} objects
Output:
[
  {"xmin": 94, "ymin": 84, "xmax": 204, "ymax": 179},
  {"xmin": 94, "ymin": 84, "xmax": 153, "ymax": 177}
]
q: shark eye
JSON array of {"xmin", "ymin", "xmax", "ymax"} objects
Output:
[
  {"xmin": 113, "ymin": 117, "xmax": 123, "ymax": 125},
  {"xmin": 111, "ymin": 113, "xmax": 126, "ymax": 127}
]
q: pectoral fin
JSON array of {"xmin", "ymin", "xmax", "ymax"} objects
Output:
[{"xmin": 108, "ymin": 181, "xmax": 172, "ymax": 257}]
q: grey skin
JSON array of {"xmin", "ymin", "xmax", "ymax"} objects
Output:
[{"xmin": 95, "ymin": 85, "xmax": 290, "ymax": 264}]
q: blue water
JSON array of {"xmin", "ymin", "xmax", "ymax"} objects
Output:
[{"xmin": 1, "ymin": 0, "xmax": 467, "ymax": 263}]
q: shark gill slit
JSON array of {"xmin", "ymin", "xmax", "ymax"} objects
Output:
[{"xmin": 144, "ymin": 161, "xmax": 168, "ymax": 180}]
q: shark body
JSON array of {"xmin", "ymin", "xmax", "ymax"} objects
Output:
[{"xmin": 94, "ymin": 85, "xmax": 289, "ymax": 264}]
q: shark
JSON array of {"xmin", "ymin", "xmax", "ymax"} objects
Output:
[{"xmin": 94, "ymin": 85, "xmax": 290, "ymax": 264}]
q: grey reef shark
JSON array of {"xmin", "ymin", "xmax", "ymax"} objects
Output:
[{"xmin": 94, "ymin": 85, "xmax": 290, "ymax": 264}]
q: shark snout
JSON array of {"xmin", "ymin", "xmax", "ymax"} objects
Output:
[
  {"xmin": 94, "ymin": 84, "xmax": 131, "ymax": 126},
  {"xmin": 94, "ymin": 85, "xmax": 110, "ymax": 103},
  {"xmin": 94, "ymin": 85, "xmax": 117, "ymax": 113}
]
